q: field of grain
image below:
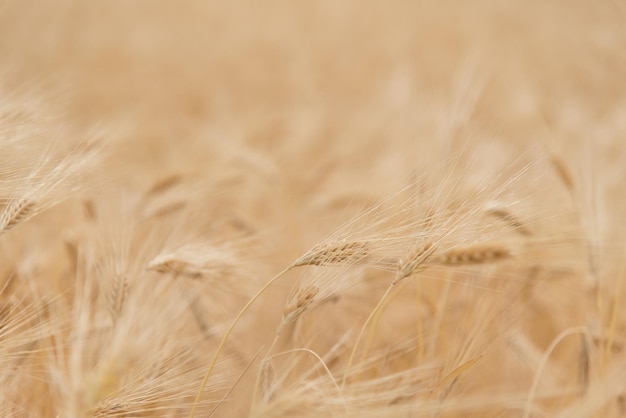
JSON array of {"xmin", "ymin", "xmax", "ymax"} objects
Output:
[{"xmin": 1, "ymin": 1, "xmax": 625, "ymax": 417}]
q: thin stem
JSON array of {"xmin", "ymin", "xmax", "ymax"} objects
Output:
[
  {"xmin": 415, "ymin": 276, "xmax": 425, "ymax": 365},
  {"xmin": 189, "ymin": 266, "xmax": 292, "ymax": 418},
  {"xmin": 341, "ymin": 279, "xmax": 398, "ymax": 390},
  {"xmin": 208, "ymin": 348, "xmax": 263, "ymax": 418},
  {"xmin": 359, "ymin": 280, "xmax": 407, "ymax": 366},
  {"xmin": 269, "ymin": 347, "xmax": 342, "ymax": 395},
  {"xmin": 523, "ymin": 326, "xmax": 589, "ymax": 418},
  {"xmin": 250, "ymin": 333, "xmax": 281, "ymax": 412}
]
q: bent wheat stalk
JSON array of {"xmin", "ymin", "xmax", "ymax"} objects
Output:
[
  {"xmin": 189, "ymin": 266, "xmax": 291, "ymax": 418},
  {"xmin": 359, "ymin": 279, "xmax": 410, "ymax": 368},
  {"xmin": 523, "ymin": 326, "xmax": 589, "ymax": 418},
  {"xmin": 208, "ymin": 348, "xmax": 264, "ymax": 418},
  {"xmin": 341, "ymin": 283, "xmax": 397, "ymax": 391}
]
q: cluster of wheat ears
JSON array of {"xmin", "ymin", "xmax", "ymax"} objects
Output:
[{"xmin": 1, "ymin": 1, "xmax": 625, "ymax": 417}]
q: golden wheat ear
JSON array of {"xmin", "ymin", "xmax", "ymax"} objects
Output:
[
  {"xmin": 428, "ymin": 242, "xmax": 512, "ymax": 266},
  {"xmin": 485, "ymin": 204, "xmax": 532, "ymax": 236},
  {"xmin": 148, "ymin": 243, "xmax": 239, "ymax": 279},
  {"xmin": 291, "ymin": 240, "xmax": 371, "ymax": 268},
  {"xmin": 106, "ymin": 273, "xmax": 128, "ymax": 325},
  {"xmin": 282, "ymin": 285, "xmax": 320, "ymax": 326},
  {"xmin": 396, "ymin": 242, "xmax": 437, "ymax": 281},
  {"xmin": 0, "ymin": 140, "xmax": 101, "ymax": 237},
  {"xmin": 0, "ymin": 198, "xmax": 35, "ymax": 234}
]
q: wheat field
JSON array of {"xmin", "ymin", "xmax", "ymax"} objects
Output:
[{"xmin": 1, "ymin": 1, "xmax": 625, "ymax": 417}]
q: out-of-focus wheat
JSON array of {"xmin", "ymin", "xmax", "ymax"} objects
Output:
[{"xmin": 0, "ymin": 1, "xmax": 625, "ymax": 417}]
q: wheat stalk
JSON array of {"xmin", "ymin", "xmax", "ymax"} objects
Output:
[{"xmin": 189, "ymin": 266, "xmax": 291, "ymax": 418}]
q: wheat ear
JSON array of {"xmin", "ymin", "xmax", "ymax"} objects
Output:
[
  {"xmin": 550, "ymin": 153, "xmax": 575, "ymax": 194},
  {"xmin": 486, "ymin": 207, "xmax": 531, "ymax": 236},
  {"xmin": 291, "ymin": 240, "xmax": 370, "ymax": 267},
  {"xmin": 397, "ymin": 242, "xmax": 436, "ymax": 280},
  {"xmin": 107, "ymin": 274, "xmax": 128, "ymax": 325},
  {"xmin": 429, "ymin": 243, "xmax": 511, "ymax": 266},
  {"xmin": 251, "ymin": 332, "xmax": 282, "ymax": 410},
  {"xmin": 281, "ymin": 286, "xmax": 320, "ymax": 327},
  {"xmin": 145, "ymin": 174, "xmax": 182, "ymax": 197},
  {"xmin": 0, "ymin": 198, "xmax": 35, "ymax": 234},
  {"xmin": 359, "ymin": 243, "xmax": 435, "ymax": 365}
]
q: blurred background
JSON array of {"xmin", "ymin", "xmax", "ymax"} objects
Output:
[{"xmin": 2, "ymin": 0, "xmax": 625, "ymax": 226}]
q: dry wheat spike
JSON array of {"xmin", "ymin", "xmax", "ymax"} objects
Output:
[
  {"xmin": 291, "ymin": 240, "xmax": 371, "ymax": 267},
  {"xmin": 430, "ymin": 243, "xmax": 512, "ymax": 266}
]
